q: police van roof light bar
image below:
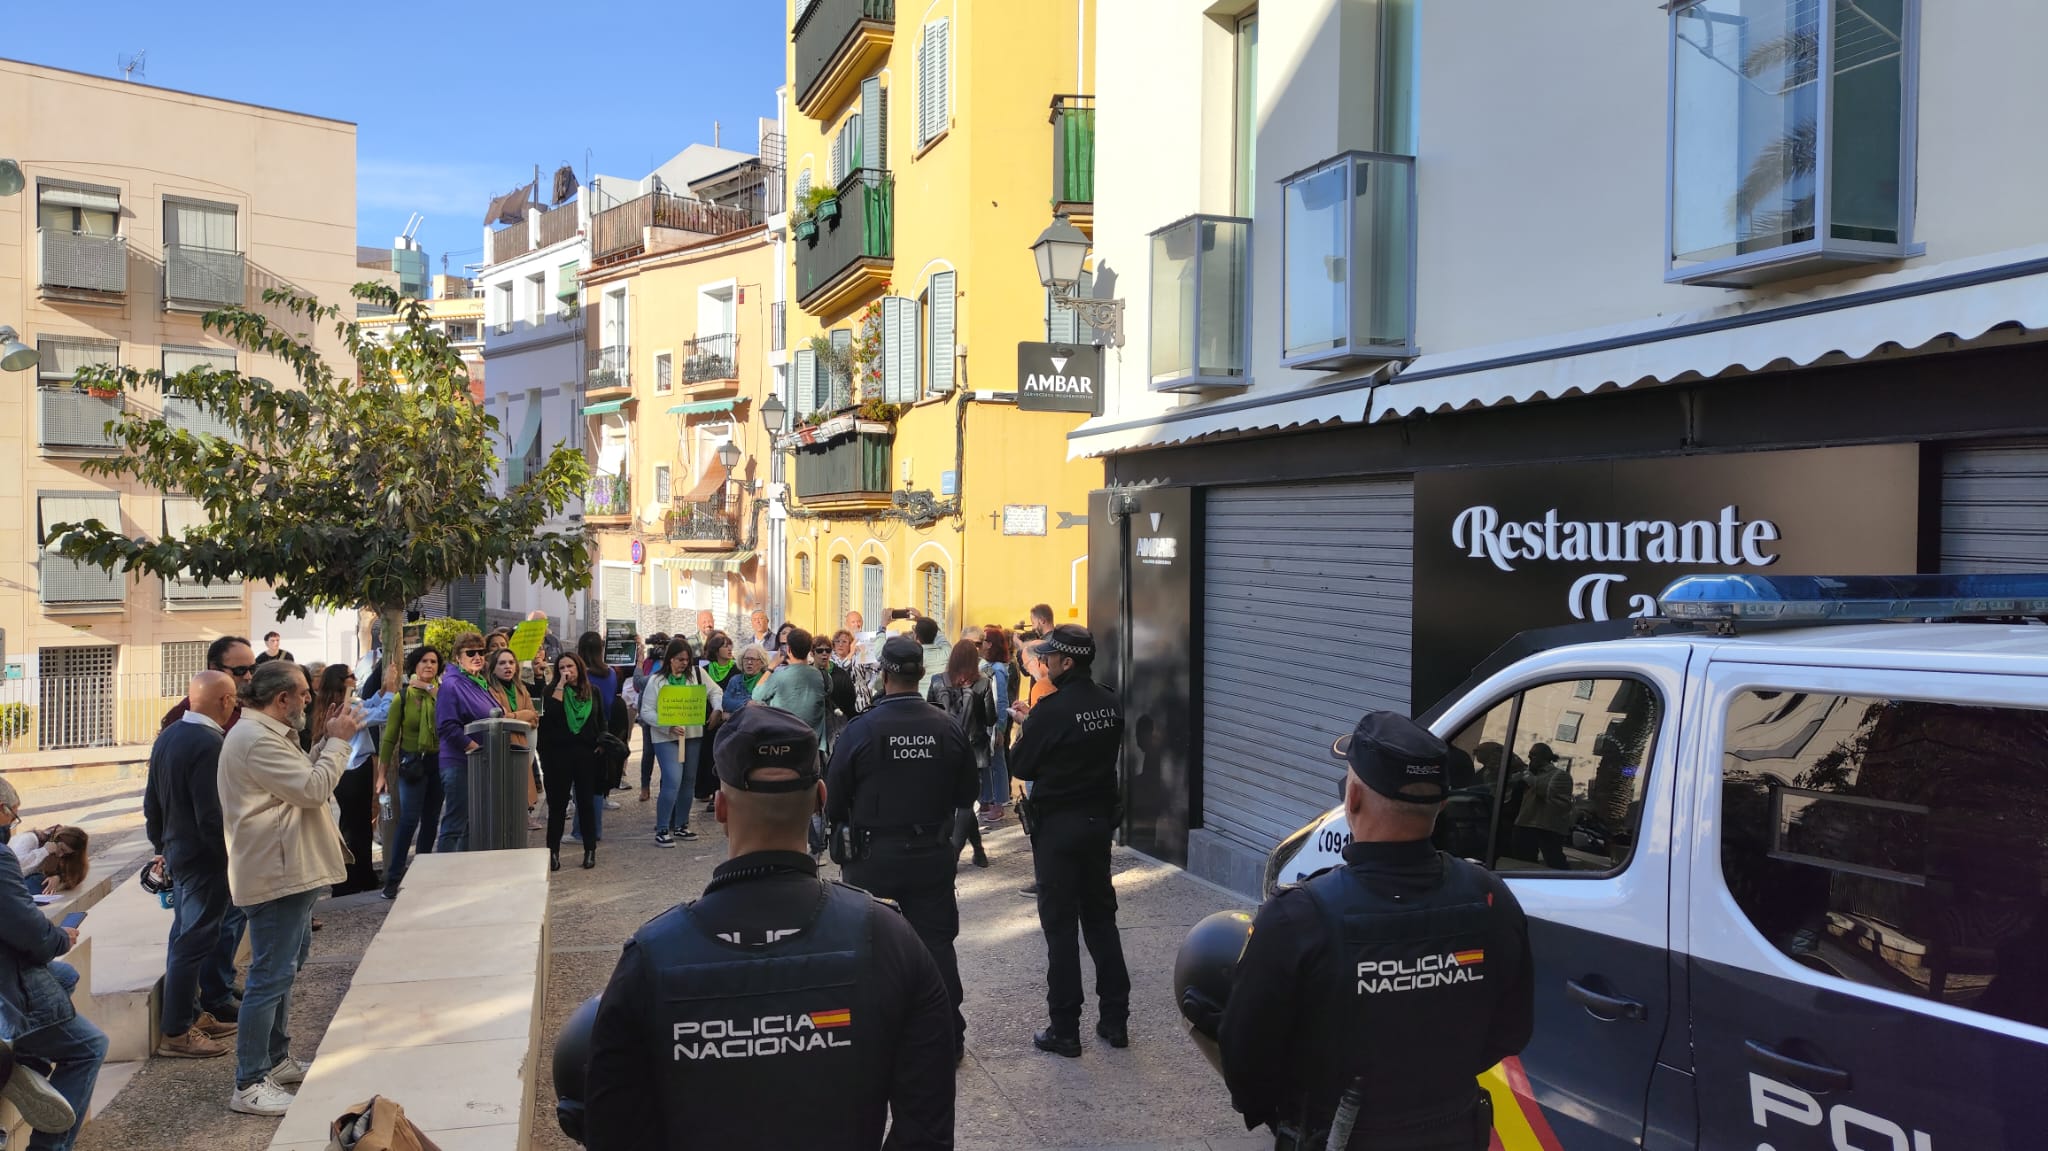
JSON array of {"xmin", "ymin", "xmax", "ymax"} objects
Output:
[{"xmin": 1657, "ymin": 574, "xmax": 2048, "ymax": 624}]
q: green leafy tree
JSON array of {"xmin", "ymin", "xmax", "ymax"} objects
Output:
[{"xmin": 49, "ymin": 283, "xmax": 591, "ymax": 690}]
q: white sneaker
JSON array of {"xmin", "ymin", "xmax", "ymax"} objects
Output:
[
  {"xmin": 603, "ymin": 798, "xmax": 622, "ymax": 810},
  {"xmin": 229, "ymin": 1077, "xmax": 297, "ymax": 1116},
  {"xmin": 2, "ymin": 1061, "xmax": 76, "ymax": 1134},
  {"xmin": 268, "ymin": 1055, "xmax": 312, "ymax": 1086}
]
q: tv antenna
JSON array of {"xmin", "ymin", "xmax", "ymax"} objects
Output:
[{"xmin": 119, "ymin": 50, "xmax": 147, "ymax": 82}]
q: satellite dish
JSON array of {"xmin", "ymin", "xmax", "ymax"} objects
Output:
[{"xmin": 0, "ymin": 159, "xmax": 23, "ymax": 198}]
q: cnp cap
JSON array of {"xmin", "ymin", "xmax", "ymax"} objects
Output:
[
  {"xmin": 1330, "ymin": 711, "xmax": 1451, "ymax": 804},
  {"xmin": 1027, "ymin": 624, "xmax": 1095, "ymax": 662},
  {"xmin": 878, "ymin": 635, "xmax": 926, "ymax": 678},
  {"xmin": 711, "ymin": 705, "xmax": 820, "ymax": 793}
]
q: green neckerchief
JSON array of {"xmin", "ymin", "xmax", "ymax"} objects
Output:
[
  {"xmin": 463, "ymin": 670, "xmax": 490, "ymax": 693},
  {"xmin": 708, "ymin": 660, "xmax": 734, "ymax": 682},
  {"xmin": 665, "ymin": 670, "xmax": 694, "ymax": 688},
  {"xmin": 560, "ymin": 685, "xmax": 593, "ymax": 733},
  {"xmin": 743, "ymin": 671, "xmax": 765, "ymax": 693}
]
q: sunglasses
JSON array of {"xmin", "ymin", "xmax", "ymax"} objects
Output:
[
  {"xmin": 224, "ymin": 664, "xmax": 256, "ymax": 677},
  {"xmin": 459, "ymin": 649, "xmax": 485, "ymax": 659}
]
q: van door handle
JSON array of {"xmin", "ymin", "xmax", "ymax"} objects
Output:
[
  {"xmin": 1564, "ymin": 978, "xmax": 1646, "ymax": 1022},
  {"xmin": 1744, "ymin": 1040, "xmax": 1852, "ymax": 1093}
]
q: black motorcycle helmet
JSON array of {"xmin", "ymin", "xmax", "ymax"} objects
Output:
[
  {"xmin": 1174, "ymin": 909, "xmax": 1254, "ymax": 1076},
  {"xmin": 553, "ymin": 994, "xmax": 601, "ymax": 1141}
]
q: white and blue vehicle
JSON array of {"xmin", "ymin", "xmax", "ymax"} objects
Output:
[{"xmin": 1260, "ymin": 574, "xmax": 2048, "ymax": 1151}]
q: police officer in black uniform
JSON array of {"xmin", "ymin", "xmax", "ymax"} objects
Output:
[
  {"xmin": 825, "ymin": 634, "xmax": 979, "ymax": 1054},
  {"xmin": 1218, "ymin": 712, "xmax": 1534, "ymax": 1150},
  {"xmin": 1007, "ymin": 624, "xmax": 1132, "ymax": 1057},
  {"xmin": 583, "ymin": 705, "xmax": 956, "ymax": 1151}
]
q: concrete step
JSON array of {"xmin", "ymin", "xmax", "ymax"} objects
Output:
[{"xmin": 75, "ymin": 854, "xmax": 173, "ymax": 1064}]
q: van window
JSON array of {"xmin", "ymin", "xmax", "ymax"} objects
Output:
[
  {"xmin": 1719, "ymin": 693, "xmax": 2048, "ymax": 1028},
  {"xmin": 1443, "ymin": 677, "xmax": 1661, "ymax": 875}
]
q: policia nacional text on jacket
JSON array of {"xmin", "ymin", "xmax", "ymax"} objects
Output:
[{"xmin": 582, "ymin": 706, "xmax": 956, "ymax": 1151}]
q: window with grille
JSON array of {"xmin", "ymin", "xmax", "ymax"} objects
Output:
[
  {"xmin": 655, "ymin": 465, "xmax": 672, "ymax": 504},
  {"xmin": 835, "ymin": 557, "xmax": 852, "ymax": 621},
  {"xmin": 920, "ymin": 563, "xmax": 946, "ymax": 633},
  {"xmin": 656, "ymin": 353, "xmax": 673, "ymax": 393},
  {"xmin": 797, "ymin": 552, "xmax": 812, "ymax": 592},
  {"xmin": 861, "ymin": 559, "xmax": 885, "ymax": 630},
  {"xmin": 160, "ymin": 640, "xmax": 207, "ymax": 696},
  {"xmin": 38, "ymin": 644, "xmax": 117, "ymax": 750}
]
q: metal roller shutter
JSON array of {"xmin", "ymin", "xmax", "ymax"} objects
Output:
[
  {"xmin": 1941, "ymin": 441, "xmax": 2048, "ymax": 573},
  {"xmin": 1201, "ymin": 479, "xmax": 1414, "ymax": 857}
]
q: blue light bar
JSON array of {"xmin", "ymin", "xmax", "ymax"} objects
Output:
[{"xmin": 1657, "ymin": 574, "xmax": 2048, "ymax": 623}]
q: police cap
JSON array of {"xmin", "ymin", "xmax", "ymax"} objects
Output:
[
  {"xmin": 712, "ymin": 704, "xmax": 820, "ymax": 793},
  {"xmin": 1027, "ymin": 623, "xmax": 1095, "ymax": 662},
  {"xmin": 1330, "ymin": 711, "xmax": 1451, "ymax": 804},
  {"xmin": 878, "ymin": 634, "xmax": 926, "ymax": 677}
]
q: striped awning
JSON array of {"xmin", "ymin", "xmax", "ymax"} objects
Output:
[
  {"xmin": 665, "ymin": 548, "xmax": 755, "ymax": 571},
  {"xmin": 581, "ymin": 399, "xmax": 630, "ymax": 416},
  {"xmin": 667, "ymin": 398, "xmax": 736, "ymax": 416}
]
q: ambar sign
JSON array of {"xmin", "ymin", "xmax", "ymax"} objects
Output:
[{"xmin": 1016, "ymin": 341, "xmax": 1103, "ymax": 414}]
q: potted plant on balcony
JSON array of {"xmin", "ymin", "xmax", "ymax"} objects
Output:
[
  {"xmin": 802, "ymin": 184, "xmax": 839, "ymax": 234},
  {"xmin": 73, "ymin": 364, "xmax": 122, "ymax": 400}
]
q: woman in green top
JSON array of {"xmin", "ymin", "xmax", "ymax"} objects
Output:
[
  {"xmin": 379, "ymin": 645, "xmax": 443, "ymax": 899},
  {"xmin": 538, "ymin": 651, "xmax": 605, "ymax": 870}
]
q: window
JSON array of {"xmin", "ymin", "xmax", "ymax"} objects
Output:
[
  {"xmin": 860, "ymin": 77, "xmax": 887, "ymax": 174},
  {"xmin": 1667, "ymin": 0, "xmax": 1916, "ymax": 287},
  {"xmin": 860, "ymin": 558, "xmax": 885, "ymax": 630},
  {"xmin": 654, "ymin": 465, "xmax": 672, "ymax": 504},
  {"xmin": 38, "ymin": 182, "xmax": 119, "ymax": 237},
  {"xmin": 1279, "ymin": 152, "xmax": 1415, "ymax": 369},
  {"xmin": 1574, "ymin": 679, "xmax": 1596, "ymax": 699},
  {"xmin": 1232, "ymin": 12, "xmax": 1259, "ymax": 213},
  {"xmin": 655, "ymin": 352, "xmax": 673, "ymax": 394},
  {"xmin": 1444, "ymin": 677, "xmax": 1663, "ymax": 875},
  {"xmin": 917, "ymin": 19, "xmax": 951, "ymax": 147},
  {"xmin": 926, "ymin": 271, "xmax": 955, "ymax": 396},
  {"xmin": 37, "ymin": 338, "xmax": 124, "ymax": 452},
  {"xmin": 1046, "ymin": 267, "xmax": 1101, "ymax": 345},
  {"xmin": 796, "ymin": 552, "xmax": 813, "ymax": 593},
  {"xmin": 527, "ymin": 273, "xmax": 546, "ymax": 323},
  {"xmin": 881, "ymin": 297, "xmax": 920, "ymax": 403},
  {"xmin": 920, "ymin": 563, "xmax": 946, "ymax": 633},
  {"xmin": 794, "ymin": 347, "xmax": 820, "ymax": 417},
  {"xmin": 829, "ymin": 328, "xmax": 854, "ymax": 410},
  {"xmin": 160, "ymin": 640, "xmax": 208, "ymax": 697},
  {"xmin": 834, "ymin": 556, "xmax": 853, "ymax": 621},
  {"xmin": 38, "ymin": 493, "xmax": 125, "ymax": 607},
  {"xmin": 494, "ymin": 283, "xmax": 514, "ymax": 334},
  {"xmin": 1719, "ymin": 693, "xmax": 2047, "ymax": 1028},
  {"xmin": 38, "ymin": 645, "xmax": 117, "ymax": 750},
  {"xmin": 161, "ymin": 497, "xmax": 241, "ymax": 607},
  {"xmin": 162, "ymin": 348, "xmax": 238, "ymax": 440},
  {"xmin": 1149, "ymin": 215, "xmax": 1250, "ymax": 391},
  {"xmin": 501, "ymin": 563, "xmax": 511, "ymax": 610}
]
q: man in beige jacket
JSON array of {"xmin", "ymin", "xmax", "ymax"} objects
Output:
[{"xmin": 217, "ymin": 661, "xmax": 359, "ymax": 1117}]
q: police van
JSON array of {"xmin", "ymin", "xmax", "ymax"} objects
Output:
[{"xmin": 1260, "ymin": 574, "xmax": 2048, "ymax": 1151}]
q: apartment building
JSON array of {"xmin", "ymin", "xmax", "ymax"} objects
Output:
[
  {"xmin": 0, "ymin": 59, "xmax": 357, "ymax": 752},
  {"xmin": 1075, "ymin": 1, "xmax": 2048, "ymax": 894},
  {"xmin": 778, "ymin": 0, "xmax": 1102, "ymax": 641}
]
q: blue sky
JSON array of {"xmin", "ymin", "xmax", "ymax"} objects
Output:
[{"xmin": 10, "ymin": 1, "xmax": 785, "ymax": 275}]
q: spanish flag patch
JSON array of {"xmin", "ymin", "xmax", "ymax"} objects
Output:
[
  {"xmin": 809, "ymin": 1009, "xmax": 853, "ymax": 1030},
  {"xmin": 1451, "ymin": 949, "xmax": 1485, "ymax": 966}
]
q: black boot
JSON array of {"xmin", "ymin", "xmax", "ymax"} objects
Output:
[
  {"xmin": 549, "ymin": 848, "xmax": 560, "ymax": 872},
  {"xmin": 1033, "ymin": 1027, "xmax": 1082, "ymax": 1058},
  {"xmin": 1095, "ymin": 1019, "xmax": 1129, "ymax": 1049},
  {"xmin": 583, "ymin": 845, "xmax": 597, "ymax": 869}
]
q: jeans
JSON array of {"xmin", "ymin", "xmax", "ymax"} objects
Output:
[
  {"xmin": 236, "ymin": 888, "xmax": 318, "ymax": 1088},
  {"xmin": 162, "ymin": 866, "xmax": 235, "ymax": 1036},
  {"xmin": 385, "ymin": 762, "xmax": 442, "ymax": 895},
  {"xmin": 215, "ymin": 904, "xmax": 246, "ymax": 1001},
  {"xmin": 1032, "ymin": 809, "xmax": 1130, "ymax": 1033},
  {"xmin": 982, "ymin": 740, "xmax": 1011, "ymax": 808},
  {"xmin": 438, "ymin": 756, "xmax": 469, "ymax": 853},
  {"xmin": 638, "ymin": 722, "xmax": 658, "ymax": 790},
  {"xmin": 14, "ymin": 963, "xmax": 106, "ymax": 1151},
  {"xmin": 652, "ymin": 738, "xmax": 701, "ymax": 833}
]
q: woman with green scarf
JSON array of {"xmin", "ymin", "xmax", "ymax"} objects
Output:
[
  {"xmin": 639, "ymin": 638, "xmax": 724, "ymax": 846},
  {"xmin": 537, "ymin": 651, "xmax": 605, "ymax": 871}
]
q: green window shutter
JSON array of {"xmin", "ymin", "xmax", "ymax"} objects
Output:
[
  {"xmin": 557, "ymin": 261, "xmax": 579, "ymax": 302},
  {"xmin": 928, "ymin": 270, "xmax": 955, "ymax": 395}
]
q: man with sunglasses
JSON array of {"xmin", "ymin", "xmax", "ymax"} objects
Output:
[{"xmin": 160, "ymin": 636, "xmax": 256, "ymax": 732}]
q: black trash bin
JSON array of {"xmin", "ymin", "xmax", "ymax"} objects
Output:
[{"xmin": 465, "ymin": 717, "xmax": 534, "ymax": 852}]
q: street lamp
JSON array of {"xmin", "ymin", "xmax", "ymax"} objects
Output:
[
  {"xmin": 717, "ymin": 439, "xmax": 742, "ymax": 478},
  {"xmin": 1031, "ymin": 213, "xmax": 1126, "ymax": 348},
  {"xmin": 0, "ymin": 159, "xmax": 22, "ymax": 198},
  {"xmin": 0, "ymin": 327, "xmax": 36, "ymax": 373},
  {"xmin": 760, "ymin": 393, "xmax": 787, "ymax": 435}
]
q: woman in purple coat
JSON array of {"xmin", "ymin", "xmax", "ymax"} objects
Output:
[{"xmin": 436, "ymin": 630, "xmax": 501, "ymax": 853}]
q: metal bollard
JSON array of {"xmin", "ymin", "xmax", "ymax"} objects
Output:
[{"xmin": 464, "ymin": 718, "xmax": 535, "ymax": 851}]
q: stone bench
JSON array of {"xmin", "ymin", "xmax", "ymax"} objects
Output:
[{"xmin": 267, "ymin": 848, "xmax": 552, "ymax": 1151}]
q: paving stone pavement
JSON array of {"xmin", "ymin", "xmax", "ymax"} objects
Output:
[{"xmin": 531, "ymin": 777, "xmax": 1272, "ymax": 1151}]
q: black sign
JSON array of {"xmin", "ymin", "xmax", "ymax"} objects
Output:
[
  {"xmin": 603, "ymin": 619, "xmax": 639, "ymax": 668},
  {"xmin": 1016, "ymin": 342, "xmax": 1103, "ymax": 414},
  {"xmin": 1410, "ymin": 444, "xmax": 1923, "ymax": 712}
]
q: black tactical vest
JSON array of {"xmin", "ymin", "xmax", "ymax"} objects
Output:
[
  {"xmin": 1293, "ymin": 855, "xmax": 1500, "ymax": 1148},
  {"xmin": 638, "ymin": 880, "xmax": 875, "ymax": 1147},
  {"xmin": 849, "ymin": 697, "xmax": 964, "ymax": 830}
]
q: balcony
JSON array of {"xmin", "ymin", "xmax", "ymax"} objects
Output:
[
  {"xmin": 663, "ymin": 499, "xmax": 738, "ymax": 546},
  {"xmin": 1051, "ymin": 96, "xmax": 1096, "ymax": 227},
  {"xmin": 585, "ymin": 345, "xmax": 632, "ymax": 399},
  {"xmin": 39, "ymin": 388, "xmax": 125, "ymax": 454},
  {"xmin": 795, "ymin": 170, "xmax": 894, "ymax": 314},
  {"xmin": 1279, "ymin": 152, "xmax": 1416, "ymax": 371},
  {"xmin": 163, "ymin": 397, "xmax": 238, "ymax": 442},
  {"xmin": 793, "ymin": 425, "xmax": 893, "ymax": 510},
  {"xmin": 590, "ymin": 191, "xmax": 764, "ymax": 266},
  {"xmin": 537, "ymin": 204, "xmax": 580, "ymax": 248},
  {"xmin": 38, "ymin": 229, "xmax": 127, "ymax": 299},
  {"xmin": 585, "ymin": 472, "xmax": 631, "ymax": 527},
  {"xmin": 681, "ymin": 333, "xmax": 739, "ymax": 396},
  {"xmin": 39, "ymin": 554, "xmax": 124, "ymax": 609},
  {"xmin": 490, "ymin": 223, "xmax": 529, "ymax": 265},
  {"xmin": 164, "ymin": 574, "xmax": 244, "ymax": 609},
  {"xmin": 793, "ymin": 0, "xmax": 895, "ymax": 119},
  {"xmin": 1149, "ymin": 214, "xmax": 1252, "ymax": 393},
  {"xmin": 164, "ymin": 244, "xmax": 247, "ymax": 311}
]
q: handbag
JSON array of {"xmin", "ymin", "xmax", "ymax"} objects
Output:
[{"xmin": 327, "ymin": 1096, "xmax": 442, "ymax": 1151}]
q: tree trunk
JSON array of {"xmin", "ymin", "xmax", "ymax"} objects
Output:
[{"xmin": 379, "ymin": 603, "xmax": 407, "ymax": 694}]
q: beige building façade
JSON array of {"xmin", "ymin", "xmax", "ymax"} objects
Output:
[{"xmin": 0, "ymin": 58, "xmax": 357, "ymax": 753}]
